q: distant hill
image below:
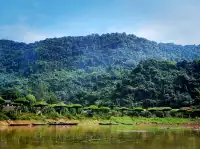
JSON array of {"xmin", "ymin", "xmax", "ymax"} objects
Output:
[
  {"xmin": 0, "ymin": 33, "xmax": 200, "ymax": 107},
  {"xmin": 1, "ymin": 33, "xmax": 200, "ymax": 74}
]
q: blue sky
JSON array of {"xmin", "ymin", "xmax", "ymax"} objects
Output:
[{"xmin": 0, "ymin": 0, "xmax": 200, "ymax": 45}]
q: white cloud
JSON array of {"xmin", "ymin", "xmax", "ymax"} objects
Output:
[
  {"xmin": 1, "ymin": 22, "xmax": 200, "ymax": 45},
  {"xmin": 132, "ymin": 1, "xmax": 200, "ymax": 45},
  {"xmin": 0, "ymin": 24, "xmax": 48, "ymax": 43},
  {"xmin": 132, "ymin": 25, "xmax": 198, "ymax": 45},
  {"xmin": 1, "ymin": 0, "xmax": 200, "ymax": 45},
  {"xmin": 133, "ymin": 20, "xmax": 200, "ymax": 45}
]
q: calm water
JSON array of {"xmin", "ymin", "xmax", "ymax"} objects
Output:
[{"xmin": 0, "ymin": 125, "xmax": 199, "ymax": 149}]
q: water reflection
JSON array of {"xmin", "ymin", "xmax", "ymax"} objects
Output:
[{"xmin": 0, "ymin": 125, "xmax": 199, "ymax": 149}]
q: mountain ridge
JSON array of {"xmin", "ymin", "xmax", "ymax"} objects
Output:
[
  {"xmin": 1, "ymin": 33, "xmax": 200, "ymax": 46},
  {"xmin": 0, "ymin": 33, "xmax": 200, "ymax": 107}
]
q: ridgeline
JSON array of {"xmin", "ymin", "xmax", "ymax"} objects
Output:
[{"xmin": 0, "ymin": 33, "xmax": 200, "ymax": 108}]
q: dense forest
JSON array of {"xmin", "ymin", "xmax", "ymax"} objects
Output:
[{"xmin": 0, "ymin": 33, "xmax": 200, "ymax": 108}]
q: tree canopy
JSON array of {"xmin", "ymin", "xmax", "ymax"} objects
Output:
[{"xmin": 0, "ymin": 33, "xmax": 200, "ymax": 108}]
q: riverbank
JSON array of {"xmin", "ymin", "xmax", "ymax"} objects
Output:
[{"xmin": 0, "ymin": 117, "xmax": 200, "ymax": 127}]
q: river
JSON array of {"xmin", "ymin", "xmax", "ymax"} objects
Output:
[{"xmin": 0, "ymin": 125, "xmax": 199, "ymax": 149}]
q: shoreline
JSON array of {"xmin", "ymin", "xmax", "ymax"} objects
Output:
[{"xmin": 0, "ymin": 117, "xmax": 200, "ymax": 128}]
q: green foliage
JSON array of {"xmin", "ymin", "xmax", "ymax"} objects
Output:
[
  {"xmin": 160, "ymin": 107, "xmax": 172, "ymax": 111},
  {"xmin": 0, "ymin": 33, "xmax": 200, "ymax": 109},
  {"xmin": 99, "ymin": 106, "xmax": 110, "ymax": 111},
  {"xmin": 108, "ymin": 116, "xmax": 191, "ymax": 124},
  {"xmin": 14, "ymin": 97, "xmax": 29, "ymax": 105},
  {"xmin": 52, "ymin": 102, "xmax": 66, "ymax": 107},
  {"xmin": 170, "ymin": 109, "xmax": 179, "ymax": 117},
  {"xmin": 133, "ymin": 107, "xmax": 144, "ymax": 112},
  {"xmin": 17, "ymin": 113, "xmax": 44, "ymax": 120},
  {"xmin": 67, "ymin": 104, "xmax": 82, "ymax": 108},
  {"xmin": 178, "ymin": 107, "xmax": 190, "ymax": 112},
  {"xmin": 147, "ymin": 108, "xmax": 158, "ymax": 112},
  {"xmin": 34, "ymin": 100, "xmax": 48, "ymax": 107},
  {"xmin": 45, "ymin": 111, "xmax": 61, "ymax": 119},
  {"xmin": 84, "ymin": 105, "xmax": 98, "ymax": 110},
  {"xmin": 0, "ymin": 89, "xmax": 21, "ymax": 101},
  {"xmin": 148, "ymin": 107, "xmax": 172, "ymax": 112},
  {"xmin": 117, "ymin": 107, "xmax": 129, "ymax": 111},
  {"xmin": 4, "ymin": 110, "xmax": 17, "ymax": 120},
  {"xmin": 0, "ymin": 96, "xmax": 5, "ymax": 104},
  {"xmin": 0, "ymin": 113, "xmax": 10, "ymax": 120},
  {"xmin": 167, "ymin": 61, "xmax": 176, "ymax": 66},
  {"xmin": 112, "ymin": 59, "xmax": 200, "ymax": 108},
  {"xmin": 171, "ymin": 109, "xmax": 179, "ymax": 113},
  {"xmin": 26, "ymin": 94, "xmax": 36, "ymax": 103}
]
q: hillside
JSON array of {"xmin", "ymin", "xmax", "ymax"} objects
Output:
[
  {"xmin": 111, "ymin": 60, "xmax": 200, "ymax": 108},
  {"xmin": 0, "ymin": 33, "xmax": 200, "ymax": 107}
]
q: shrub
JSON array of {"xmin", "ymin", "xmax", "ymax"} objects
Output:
[
  {"xmin": 0, "ymin": 113, "xmax": 10, "ymax": 120},
  {"xmin": 45, "ymin": 111, "xmax": 61, "ymax": 119},
  {"xmin": 43, "ymin": 106, "xmax": 56, "ymax": 114},
  {"xmin": 17, "ymin": 113, "xmax": 43, "ymax": 120},
  {"xmin": 0, "ymin": 97, "xmax": 5, "ymax": 104},
  {"xmin": 15, "ymin": 97, "xmax": 29, "ymax": 105},
  {"xmin": 4, "ymin": 111, "xmax": 17, "ymax": 120},
  {"xmin": 26, "ymin": 94, "xmax": 36, "ymax": 103}
]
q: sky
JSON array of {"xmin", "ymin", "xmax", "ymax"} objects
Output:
[{"xmin": 0, "ymin": 0, "xmax": 200, "ymax": 45}]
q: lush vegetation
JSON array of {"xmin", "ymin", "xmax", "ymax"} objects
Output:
[
  {"xmin": 112, "ymin": 59, "xmax": 200, "ymax": 108},
  {"xmin": 1, "ymin": 95, "xmax": 200, "ymax": 121},
  {"xmin": 0, "ymin": 33, "xmax": 200, "ymax": 117}
]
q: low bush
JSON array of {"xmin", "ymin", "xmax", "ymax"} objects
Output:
[
  {"xmin": 4, "ymin": 111, "xmax": 17, "ymax": 120},
  {"xmin": 17, "ymin": 113, "xmax": 44, "ymax": 120},
  {"xmin": 45, "ymin": 111, "xmax": 62, "ymax": 119},
  {"xmin": 0, "ymin": 113, "xmax": 10, "ymax": 120}
]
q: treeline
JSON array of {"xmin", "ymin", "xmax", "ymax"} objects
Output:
[
  {"xmin": 1, "ymin": 59, "xmax": 200, "ymax": 109},
  {"xmin": 1, "ymin": 94, "xmax": 200, "ymax": 120}
]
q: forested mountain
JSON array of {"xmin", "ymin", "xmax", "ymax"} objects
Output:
[
  {"xmin": 0, "ymin": 33, "xmax": 200, "ymax": 107},
  {"xmin": 112, "ymin": 60, "xmax": 200, "ymax": 108}
]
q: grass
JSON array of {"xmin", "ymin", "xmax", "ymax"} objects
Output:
[
  {"xmin": 109, "ymin": 116, "xmax": 198, "ymax": 124},
  {"xmin": 77, "ymin": 116, "xmax": 200, "ymax": 126},
  {"xmin": 1, "ymin": 112, "xmax": 200, "ymax": 126},
  {"xmin": 17, "ymin": 113, "xmax": 45, "ymax": 121}
]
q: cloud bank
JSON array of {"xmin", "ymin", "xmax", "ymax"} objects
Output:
[{"xmin": 0, "ymin": 0, "xmax": 200, "ymax": 45}]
